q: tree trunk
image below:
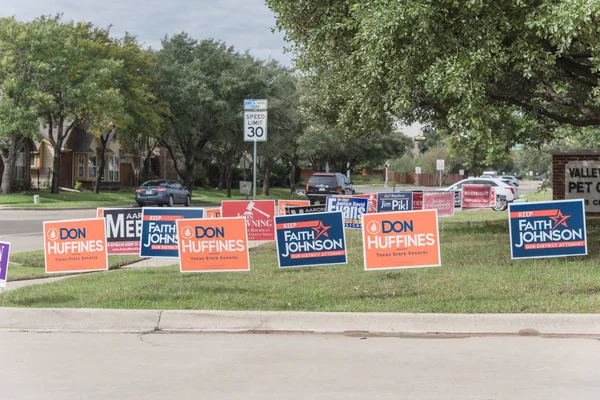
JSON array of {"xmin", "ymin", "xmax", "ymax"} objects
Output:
[
  {"xmin": 226, "ymin": 163, "xmax": 233, "ymax": 198},
  {"xmin": 94, "ymin": 151, "xmax": 105, "ymax": 193},
  {"xmin": 0, "ymin": 133, "xmax": 25, "ymax": 194},
  {"xmin": 50, "ymin": 147, "xmax": 62, "ymax": 194},
  {"xmin": 218, "ymin": 163, "xmax": 226, "ymax": 190},
  {"xmin": 262, "ymin": 159, "xmax": 273, "ymax": 196},
  {"xmin": 289, "ymin": 157, "xmax": 298, "ymax": 194}
]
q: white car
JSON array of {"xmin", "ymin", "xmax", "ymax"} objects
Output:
[
  {"xmin": 446, "ymin": 177, "xmax": 519, "ymax": 211},
  {"xmin": 499, "ymin": 175, "xmax": 519, "ymax": 187}
]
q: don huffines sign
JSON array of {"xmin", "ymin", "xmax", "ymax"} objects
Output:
[
  {"xmin": 325, "ymin": 196, "xmax": 368, "ymax": 228},
  {"xmin": 221, "ymin": 200, "xmax": 275, "ymax": 241},
  {"xmin": 509, "ymin": 199, "xmax": 587, "ymax": 259},
  {"xmin": 44, "ymin": 218, "xmax": 108, "ymax": 273},
  {"xmin": 140, "ymin": 208, "xmax": 205, "ymax": 258},
  {"xmin": 97, "ymin": 207, "xmax": 142, "ymax": 255},
  {"xmin": 177, "ymin": 217, "xmax": 249, "ymax": 272},
  {"xmin": 362, "ymin": 210, "xmax": 441, "ymax": 270},
  {"xmin": 275, "ymin": 211, "xmax": 347, "ymax": 268}
]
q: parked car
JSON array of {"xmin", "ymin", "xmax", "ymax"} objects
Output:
[
  {"xmin": 499, "ymin": 175, "xmax": 519, "ymax": 187},
  {"xmin": 305, "ymin": 172, "xmax": 355, "ymax": 205},
  {"xmin": 135, "ymin": 180, "xmax": 191, "ymax": 207},
  {"xmin": 446, "ymin": 177, "xmax": 519, "ymax": 211}
]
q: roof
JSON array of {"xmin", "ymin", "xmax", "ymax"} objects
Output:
[{"xmin": 71, "ymin": 131, "xmax": 95, "ymax": 153}]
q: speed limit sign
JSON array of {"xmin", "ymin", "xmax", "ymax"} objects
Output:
[{"xmin": 244, "ymin": 111, "xmax": 268, "ymax": 142}]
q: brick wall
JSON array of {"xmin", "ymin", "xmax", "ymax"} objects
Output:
[{"xmin": 551, "ymin": 151, "xmax": 600, "ymax": 201}]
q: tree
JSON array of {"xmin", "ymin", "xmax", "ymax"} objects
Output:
[
  {"xmin": 0, "ymin": 17, "xmax": 43, "ymax": 194},
  {"xmin": 267, "ymin": 0, "xmax": 600, "ymax": 147},
  {"xmin": 30, "ymin": 16, "xmax": 123, "ymax": 193},
  {"xmin": 156, "ymin": 35, "xmax": 236, "ymax": 190}
]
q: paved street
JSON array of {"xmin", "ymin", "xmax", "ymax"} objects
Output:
[{"xmin": 1, "ymin": 331, "xmax": 598, "ymax": 399}]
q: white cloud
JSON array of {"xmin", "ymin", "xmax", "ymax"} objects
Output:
[{"xmin": 1, "ymin": 0, "xmax": 292, "ymax": 65}]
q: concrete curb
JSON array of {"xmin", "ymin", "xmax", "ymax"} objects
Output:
[{"xmin": 1, "ymin": 308, "xmax": 599, "ymax": 336}]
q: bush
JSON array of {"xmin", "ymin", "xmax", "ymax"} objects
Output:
[
  {"xmin": 269, "ymin": 163, "xmax": 289, "ymax": 187},
  {"xmin": 11, "ymin": 180, "xmax": 32, "ymax": 192},
  {"xmin": 74, "ymin": 181, "xmax": 83, "ymax": 191}
]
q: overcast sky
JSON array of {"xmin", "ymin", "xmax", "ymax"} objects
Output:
[{"xmin": 1, "ymin": 0, "xmax": 293, "ymax": 65}]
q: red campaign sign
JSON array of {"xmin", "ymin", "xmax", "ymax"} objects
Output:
[
  {"xmin": 353, "ymin": 194, "xmax": 378, "ymax": 213},
  {"xmin": 462, "ymin": 185, "xmax": 494, "ymax": 208},
  {"xmin": 423, "ymin": 192, "xmax": 455, "ymax": 217},
  {"xmin": 412, "ymin": 191, "xmax": 423, "ymax": 210},
  {"xmin": 221, "ymin": 200, "xmax": 275, "ymax": 241}
]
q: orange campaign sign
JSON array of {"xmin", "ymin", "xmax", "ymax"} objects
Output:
[
  {"xmin": 205, "ymin": 208, "xmax": 222, "ymax": 218},
  {"xmin": 177, "ymin": 217, "xmax": 249, "ymax": 272},
  {"xmin": 44, "ymin": 218, "xmax": 108, "ymax": 273},
  {"xmin": 362, "ymin": 210, "xmax": 441, "ymax": 271},
  {"xmin": 277, "ymin": 200, "xmax": 310, "ymax": 215}
]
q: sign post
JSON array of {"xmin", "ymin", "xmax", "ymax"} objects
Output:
[
  {"xmin": 244, "ymin": 99, "xmax": 268, "ymax": 200},
  {"xmin": 415, "ymin": 166, "xmax": 421, "ymax": 186},
  {"xmin": 384, "ymin": 163, "xmax": 389, "ymax": 188},
  {"xmin": 436, "ymin": 159, "xmax": 445, "ymax": 187}
]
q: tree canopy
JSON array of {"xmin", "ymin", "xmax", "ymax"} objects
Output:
[{"xmin": 268, "ymin": 0, "xmax": 600, "ymax": 148}]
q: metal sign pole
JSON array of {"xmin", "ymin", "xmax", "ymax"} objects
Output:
[{"xmin": 253, "ymin": 140, "xmax": 257, "ymax": 200}]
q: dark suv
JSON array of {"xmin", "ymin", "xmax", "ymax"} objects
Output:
[{"xmin": 306, "ymin": 173, "xmax": 355, "ymax": 204}]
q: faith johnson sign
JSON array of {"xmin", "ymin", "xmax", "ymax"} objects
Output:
[
  {"xmin": 376, "ymin": 192, "xmax": 413, "ymax": 212},
  {"xmin": 326, "ymin": 196, "xmax": 368, "ymax": 229},
  {"xmin": 140, "ymin": 207, "xmax": 205, "ymax": 258},
  {"xmin": 362, "ymin": 210, "xmax": 441, "ymax": 270},
  {"xmin": 221, "ymin": 200, "xmax": 275, "ymax": 241},
  {"xmin": 508, "ymin": 199, "xmax": 587, "ymax": 259},
  {"xmin": 275, "ymin": 211, "xmax": 347, "ymax": 268},
  {"xmin": 44, "ymin": 218, "xmax": 108, "ymax": 273},
  {"xmin": 98, "ymin": 207, "xmax": 142, "ymax": 255},
  {"xmin": 0, "ymin": 241, "xmax": 10, "ymax": 288},
  {"xmin": 177, "ymin": 217, "xmax": 249, "ymax": 272}
]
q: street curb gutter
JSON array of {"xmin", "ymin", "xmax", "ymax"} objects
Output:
[{"xmin": 1, "ymin": 308, "xmax": 599, "ymax": 336}]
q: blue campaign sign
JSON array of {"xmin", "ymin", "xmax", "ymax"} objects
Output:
[
  {"xmin": 275, "ymin": 211, "xmax": 347, "ymax": 268},
  {"xmin": 140, "ymin": 207, "xmax": 205, "ymax": 258},
  {"xmin": 377, "ymin": 192, "xmax": 413, "ymax": 212},
  {"xmin": 508, "ymin": 199, "xmax": 587, "ymax": 260},
  {"xmin": 325, "ymin": 197, "xmax": 368, "ymax": 229}
]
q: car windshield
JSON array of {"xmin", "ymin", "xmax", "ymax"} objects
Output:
[
  {"xmin": 309, "ymin": 176, "xmax": 335, "ymax": 185},
  {"xmin": 141, "ymin": 180, "xmax": 167, "ymax": 187}
]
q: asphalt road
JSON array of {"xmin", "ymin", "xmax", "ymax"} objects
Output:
[{"xmin": 2, "ymin": 332, "xmax": 598, "ymax": 399}]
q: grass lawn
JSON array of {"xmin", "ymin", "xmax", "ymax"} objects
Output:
[
  {"xmin": 523, "ymin": 189, "xmax": 552, "ymax": 202},
  {"xmin": 4, "ymin": 210, "xmax": 599, "ymax": 313},
  {"xmin": 7, "ymin": 251, "xmax": 142, "ymax": 281},
  {"xmin": 0, "ymin": 187, "xmax": 300, "ymax": 208}
]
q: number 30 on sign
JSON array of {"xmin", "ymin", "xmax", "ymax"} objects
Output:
[{"xmin": 244, "ymin": 111, "xmax": 268, "ymax": 142}]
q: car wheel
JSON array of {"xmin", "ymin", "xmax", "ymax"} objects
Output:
[
  {"xmin": 185, "ymin": 195, "xmax": 191, "ymax": 207},
  {"xmin": 492, "ymin": 202, "xmax": 508, "ymax": 211},
  {"xmin": 168, "ymin": 195, "xmax": 174, "ymax": 207}
]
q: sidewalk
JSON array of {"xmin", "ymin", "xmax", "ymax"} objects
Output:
[{"xmin": 0, "ymin": 307, "xmax": 598, "ymax": 336}]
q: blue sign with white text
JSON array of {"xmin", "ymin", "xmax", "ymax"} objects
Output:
[
  {"xmin": 509, "ymin": 200, "xmax": 587, "ymax": 259},
  {"xmin": 275, "ymin": 211, "xmax": 347, "ymax": 268},
  {"xmin": 140, "ymin": 207, "xmax": 205, "ymax": 258},
  {"xmin": 325, "ymin": 197, "xmax": 368, "ymax": 229},
  {"xmin": 377, "ymin": 192, "xmax": 413, "ymax": 212}
]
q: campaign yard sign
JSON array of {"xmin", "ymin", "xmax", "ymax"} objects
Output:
[
  {"xmin": 177, "ymin": 217, "xmax": 249, "ymax": 272},
  {"xmin": 278, "ymin": 200, "xmax": 310, "ymax": 215},
  {"xmin": 44, "ymin": 218, "xmax": 108, "ymax": 273},
  {"xmin": 362, "ymin": 210, "xmax": 441, "ymax": 271},
  {"xmin": 98, "ymin": 207, "xmax": 142, "ymax": 255},
  {"xmin": 275, "ymin": 211, "xmax": 347, "ymax": 268},
  {"xmin": 0, "ymin": 241, "xmax": 10, "ymax": 288},
  {"xmin": 412, "ymin": 191, "xmax": 423, "ymax": 211},
  {"xmin": 140, "ymin": 207, "xmax": 205, "ymax": 258},
  {"xmin": 377, "ymin": 192, "xmax": 413, "ymax": 212},
  {"xmin": 353, "ymin": 194, "xmax": 378, "ymax": 213},
  {"xmin": 326, "ymin": 196, "xmax": 368, "ymax": 229},
  {"xmin": 461, "ymin": 184, "xmax": 494, "ymax": 208},
  {"xmin": 423, "ymin": 192, "xmax": 455, "ymax": 217},
  {"xmin": 221, "ymin": 200, "xmax": 275, "ymax": 241},
  {"xmin": 285, "ymin": 205, "xmax": 326, "ymax": 215},
  {"xmin": 508, "ymin": 199, "xmax": 587, "ymax": 259},
  {"xmin": 205, "ymin": 208, "xmax": 222, "ymax": 218}
]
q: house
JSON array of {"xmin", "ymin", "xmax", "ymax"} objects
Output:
[{"xmin": 29, "ymin": 126, "xmax": 136, "ymax": 190}]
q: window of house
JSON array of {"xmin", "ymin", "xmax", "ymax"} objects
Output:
[
  {"xmin": 30, "ymin": 154, "xmax": 37, "ymax": 168},
  {"xmin": 78, "ymin": 155, "xmax": 85, "ymax": 178},
  {"xmin": 88, "ymin": 156, "xmax": 97, "ymax": 178},
  {"xmin": 13, "ymin": 152, "xmax": 25, "ymax": 180},
  {"xmin": 108, "ymin": 155, "xmax": 120, "ymax": 182}
]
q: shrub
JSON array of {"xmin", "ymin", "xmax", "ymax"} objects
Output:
[
  {"xmin": 74, "ymin": 181, "xmax": 83, "ymax": 191},
  {"xmin": 11, "ymin": 180, "xmax": 32, "ymax": 192}
]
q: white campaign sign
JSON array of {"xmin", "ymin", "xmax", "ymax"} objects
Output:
[
  {"xmin": 565, "ymin": 160, "xmax": 600, "ymax": 212},
  {"xmin": 436, "ymin": 159, "xmax": 445, "ymax": 171},
  {"xmin": 244, "ymin": 111, "xmax": 268, "ymax": 142}
]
